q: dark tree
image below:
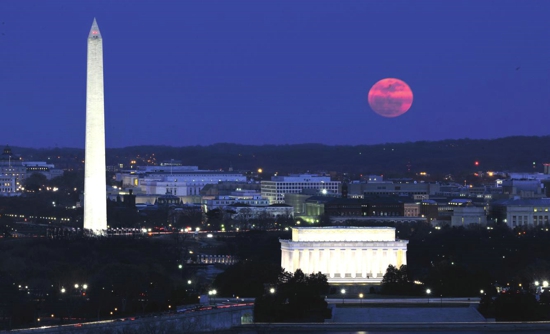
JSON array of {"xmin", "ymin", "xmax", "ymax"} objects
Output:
[
  {"xmin": 381, "ymin": 264, "xmax": 415, "ymax": 295},
  {"xmin": 254, "ymin": 269, "xmax": 331, "ymax": 323},
  {"xmin": 24, "ymin": 173, "xmax": 48, "ymax": 192}
]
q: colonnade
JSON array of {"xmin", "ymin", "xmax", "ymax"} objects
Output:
[{"xmin": 280, "ymin": 243, "xmax": 407, "ymax": 281}]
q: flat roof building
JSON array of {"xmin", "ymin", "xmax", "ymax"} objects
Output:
[{"xmin": 280, "ymin": 226, "xmax": 408, "ymax": 283}]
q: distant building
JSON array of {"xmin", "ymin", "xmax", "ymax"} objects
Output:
[
  {"xmin": 229, "ymin": 203, "xmax": 293, "ymax": 220},
  {"xmin": 116, "ymin": 166, "xmax": 246, "ymax": 196},
  {"xmin": 280, "ymin": 227, "xmax": 408, "ymax": 283},
  {"xmin": 0, "ymin": 147, "xmax": 63, "ymax": 192},
  {"xmin": 451, "ymin": 206, "xmax": 487, "ymax": 226},
  {"xmin": 404, "ymin": 202, "xmax": 421, "ymax": 217},
  {"xmin": 501, "ymin": 179, "xmax": 544, "ymax": 198},
  {"xmin": 284, "ymin": 193, "xmax": 315, "ymax": 215},
  {"xmin": 347, "ymin": 181, "xmax": 440, "ymax": 199},
  {"xmin": 22, "ymin": 162, "xmax": 63, "ymax": 180},
  {"xmin": 200, "ymin": 182, "xmax": 260, "ymax": 197},
  {"xmin": 261, "ymin": 174, "xmax": 340, "ymax": 204},
  {"xmin": 420, "ymin": 200, "xmax": 439, "ymax": 222},
  {"xmin": 491, "ymin": 198, "xmax": 550, "ymax": 227},
  {"xmin": 300, "ymin": 196, "xmax": 405, "ymax": 218},
  {"xmin": 0, "ymin": 174, "xmax": 17, "ymax": 196},
  {"xmin": 201, "ymin": 189, "xmax": 269, "ymax": 213}
]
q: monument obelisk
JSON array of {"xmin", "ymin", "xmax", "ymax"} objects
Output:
[{"xmin": 84, "ymin": 18, "xmax": 107, "ymax": 233}]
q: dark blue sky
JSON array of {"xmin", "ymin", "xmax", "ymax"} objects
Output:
[{"xmin": 1, "ymin": 0, "xmax": 549, "ymax": 148}]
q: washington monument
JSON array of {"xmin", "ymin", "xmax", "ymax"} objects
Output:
[{"xmin": 84, "ymin": 18, "xmax": 107, "ymax": 232}]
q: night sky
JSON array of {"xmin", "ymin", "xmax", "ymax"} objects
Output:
[{"xmin": 1, "ymin": 0, "xmax": 549, "ymax": 148}]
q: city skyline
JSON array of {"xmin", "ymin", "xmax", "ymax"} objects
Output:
[{"xmin": 0, "ymin": 1, "xmax": 549, "ymax": 148}]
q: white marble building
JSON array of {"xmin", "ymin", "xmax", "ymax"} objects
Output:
[
  {"xmin": 280, "ymin": 226, "xmax": 408, "ymax": 283},
  {"xmin": 201, "ymin": 190, "xmax": 269, "ymax": 213},
  {"xmin": 117, "ymin": 168, "xmax": 246, "ymax": 196}
]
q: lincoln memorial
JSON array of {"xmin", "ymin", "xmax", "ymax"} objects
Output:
[{"xmin": 280, "ymin": 226, "xmax": 408, "ymax": 283}]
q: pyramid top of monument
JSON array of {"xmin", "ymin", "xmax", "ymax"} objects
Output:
[{"xmin": 88, "ymin": 18, "xmax": 102, "ymax": 39}]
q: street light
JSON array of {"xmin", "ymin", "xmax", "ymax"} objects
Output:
[
  {"xmin": 208, "ymin": 289, "xmax": 217, "ymax": 305},
  {"xmin": 61, "ymin": 288, "xmax": 66, "ymax": 294},
  {"xmin": 83, "ymin": 284, "xmax": 88, "ymax": 290},
  {"xmin": 543, "ymin": 281, "xmax": 549, "ymax": 288},
  {"xmin": 535, "ymin": 281, "xmax": 540, "ymax": 287},
  {"xmin": 341, "ymin": 289, "xmax": 346, "ymax": 304},
  {"xmin": 74, "ymin": 284, "xmax": 79, "ymax": 289},
  {"xmin": 359, "ymin": 293, "xmax": 363, "ymax": 307},
  {"xmin": 480, "ymin": 290, "xmax": 484, "ymax": 295},
  {"xmin": 426, "ymin": 289, "xmax": 431, "ymax": 304},
  {"xmin": 269, "ymin": 288, "xmax": 275, "ymax": 294}
]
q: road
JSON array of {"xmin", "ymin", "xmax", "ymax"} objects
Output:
[{"xmin": 326, "ymin": 297, "xmax": 480, "ymax": 305}]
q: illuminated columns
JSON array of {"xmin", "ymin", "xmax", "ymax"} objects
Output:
[
  {"xmin": 339, "ymin": 249, "xmax": 346, "ymax": 278},
  {"xmin": 329, "ymin": 249, "xmax": 335, "ymax": 278},
  {"xmin": 282, "ymin": 249, "xmax": 290, "ymax": 271},
  {"xmin": 302, "ymin": 249, "xmax": 310, "ymax": 273},
  {"xmin": 361, "ymin": 249, "xmax": 368, "ymax": 278},
  {"xmin": 364, "ymin": 249, "xmax": 371, "ymax": 278},
  {"xmin": 372, "ymin": 250, "xmax": 378, "ymax": 278},
  {"xmin": 280, "ymin": 227, "xmax": 408, "ymax": 283},
  {"xmin": 322, "ymin": 248, "xmax": 329, "ymax": 275},
  {"xmin": 84, "ymin": 18, "xmax": 107, "ymax": 233},
  {"xmin": 381, "ymin": 250, "xmax": 388, "ymax": 274},
  {"xmin": 292, "ymin": 249, "xmax": 299, "ymax": 271},
  {"xmin": 351, "ymin": 249, "xmax": 361, "ymax": 278},
  {"xmin": 317, "ymin": 249, "xmax": 323, "ymax": 274}
]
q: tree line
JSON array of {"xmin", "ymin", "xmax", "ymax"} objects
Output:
[{"xmin": 11, "ymin": 135, "xmax": 550, "ymax": 176}]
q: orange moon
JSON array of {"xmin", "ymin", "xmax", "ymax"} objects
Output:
[{"xmin": 368, "ymin": 78, "xmax": 413, "ymax": 118}]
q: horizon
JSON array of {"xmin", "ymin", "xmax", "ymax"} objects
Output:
[
  {"xmin": 1, "ymin": 1, "xmax": 549, "ymax": 148},
  {"xmin": 5, "ymin": 134, "xmax": 549, "ymax": 151}
]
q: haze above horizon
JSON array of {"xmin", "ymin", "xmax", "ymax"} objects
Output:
[{"xmin": 1, "ymin": 0, "xmax": 549, "ymax": 148}]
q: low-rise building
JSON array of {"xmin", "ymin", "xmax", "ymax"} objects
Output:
[
  {"xmin": 0, "ymin": 174, "xmax": 17, "ymax": 196},
  {"xmin": 491, "ymin": 198, "xmax": 550, "ymax": 227},
  {"xmin": 261, "ymin": 174, "xmax": 340, "ymax": 204},
  {"xmin": 229, "ymin": 203, "xmax": 293, "ymax": 220},
  {"xmin": 116, "ymin": 165, "xmax": 247, "ymax": 196},
  {"xmin": 348, "ymin": 181, "xmax": 440, "ymax": 198},
  {"xmin": 451, "ymin": 206, "xmax": 487, "ymax": 226},
  {"xmin": 201, "ymin": 190, "xmax": 269, "ymax": 213},
  {"xmin": 404, "ymin": 202, "xmax": 421, "ymax": 217},
  {"xmin": 280, "ymin": 226, "xmax": 408, "ymax": 283}
]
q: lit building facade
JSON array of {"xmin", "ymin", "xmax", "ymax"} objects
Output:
[
  {"xmin": 0, "ymin": 175, "xmax": 17, "ymax": 196},
  {"xmin": 280, "ymin": 227, "xmax": 408, "ymax": 283},
  {"xmin": 347, "ymin": 181, "xmax": 440, "ymax": 198},
  {"xmin": 404, "ymin": 202, "xmax": 421, "ymax": 217},
  {"xmin": 117, "ymin": 168, "xmax": 246, "ymax": 196},
  {"xmin": 491, "ymin": 198, "xmax": 550, "ymax": 227},
  {"xmin": 201, "ymin": 190, "xmax": 268, "ymax": 213},
  {"xmin": 229, "ymin": 203, "xmax": 293, "ymax": 220},
  {"xmin": 261, "ymin": 174, "xmax": 340, "ymax": 204}
]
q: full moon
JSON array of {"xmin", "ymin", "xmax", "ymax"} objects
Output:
[{"xmin": 368, "ymin": 78, "xmax": 413, "ymax": 118}]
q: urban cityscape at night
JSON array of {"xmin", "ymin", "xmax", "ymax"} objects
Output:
[{"xmin": 1, "ymin": 1, "xmax": 550, "ymax": 333}]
